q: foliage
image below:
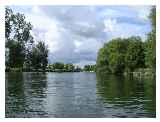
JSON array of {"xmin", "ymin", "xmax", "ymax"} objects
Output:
[
  {"xmin": 5, "ymin": 7, "xmax": 48, "ymax": 71},
  {"xmin": 29, "ymin": 41, "xmax": 48, "ymax": 70},
  {"xmin": 5, "ymin": 7, "xmax": 33, "ymax": 68},
  {"xmin": 149, "ymin": 7, "xmax": 156, "ymax": 29},
  {"xmin": 97, "ymin": 38, "xmax": 129, "ymax": 74},
  {"xmin": 125, "ymin": 37, "xmax": 145, "ymax": 72},
  {"xmin": 83, "ymin": 65, "xmax": 96, "ymax": 72},
  {"xmin": 145, "ymin": 28, "xmax": 156, "ymax": 71},
  {"xmin": 96, "ymin": 36, "xmax": 148, "ymax": 74},
  {"xmin": 145, "ymin": 7, "xmax": 156, "ymax": 72},
  {"xmin": 8, "ymin": 41, "xmax": 25, "ymax": 68},
  {"xmin": 47, "ymin": 63, "xmax": 81, "ymax": 72}
]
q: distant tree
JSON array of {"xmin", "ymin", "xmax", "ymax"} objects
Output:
[
  {"xmin": 53, "ymin": 62, "xmax": 64, "ymax": 70},
  {"xmin": 83, "ymin": 65, "xmax": 96, "ymax": 71},
  {"xmin": 75, "ymin": 65, "xmax": 82, "ymax": 72},
  {"xmin": 64, "ymin": 63, "xmax": 75, "ymax": 71}
]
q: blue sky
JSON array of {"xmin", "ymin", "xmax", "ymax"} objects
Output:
[{"xmin": 10, "ymin": 5, "xmax": 152, "ymax": 67}]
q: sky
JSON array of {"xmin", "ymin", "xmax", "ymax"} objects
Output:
[{"xmin": 10, "ymin": 5, "xmax": 152, "ymax": 67}]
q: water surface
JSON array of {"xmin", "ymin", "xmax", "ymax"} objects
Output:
[{"xmin": 5, "ymin": 72, "xmax": 156, "ymax": 117}]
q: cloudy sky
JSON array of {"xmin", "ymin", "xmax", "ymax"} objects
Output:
[{"xmin": 10, "ymin": 5, "xmax": 152, "ymax": 67}]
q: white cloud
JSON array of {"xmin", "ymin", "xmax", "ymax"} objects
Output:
[
  {"xmin": 74, "ymin": 38, "xmax": 102, "ymax": 54},
  {"xmin": 74, "ymin": 40, "xmax": 83, "ymax": 49},
  {"xmin": 25, "ymin": 10, "xmax": 64, "ymax": 54},
  {"xmin": 104, "ymin": 18, "xmax": 117, "ymax": 32},
  {"xmin": 44, "ymin": 29, "xmax": 61, "ymax": 53}
]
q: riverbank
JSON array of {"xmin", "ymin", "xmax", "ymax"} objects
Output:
[{"xmin": 124, "ymin": 68, "xmax": 155, "ymax": 79}]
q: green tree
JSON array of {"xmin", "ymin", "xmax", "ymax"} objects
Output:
[
  {"xmin": 96, "ymin": 37, "xmax": 145, "ymax": 74},
  {"xmin": 83, "ymin": 65, "xmax": 96, "ymax": 71},
  {"xmin": 8, "ymin": 41, "xmax": 25, "ymax": 68},
  {"xmin": 97, "ymin": 38, "xmax": 128, "ymax": 74},
  {"xmin": 144, "ymin": 7, "xmax": 156, "ymax": 72},
  {"xmin": 75, "ymin": 65, "xmax": 82, "ymax": 72},
  {"xmin": 96, "ymin": 46, "xmax": 110, "ymax": 73},
  {"xmin": 53, "ymin": 62, "xmax": 64, "ymax": 70},
  {"xmin": 145, "ymin": 29, "xmax": 156, "ymax": 70},
  {"xmin": 5, "ymin": 7, "xmax": 33, "ymax": 68},
  {"xmin": 149, "ymin": 7, "xmax": 156, "ymax": 29},
  {"xmin": 107, "ymin": 38, "xmax": 128, "ymax": 74},
  {"xmin": 125, "ymin": 37, "xmax": 145, "ymax": 72},
  {"xmin": 30, "ymin": 41, "xmax": 48, "ymax": 70},
  {"xmin": 65, "ymin": 63, "xmax": 75, "ymax": 71},
  {"xmin": 5, "ymin": 7, "xmax": 13, "ymax": 41}
]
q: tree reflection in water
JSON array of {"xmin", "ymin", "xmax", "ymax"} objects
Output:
[{"xmin": 96, "ymin": 72, "xmax": 156, "ymax": 117}]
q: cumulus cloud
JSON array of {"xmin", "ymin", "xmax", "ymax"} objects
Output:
[{"xmin": 10, "ymin": 6, "xmax": 152, "ymax": 67}]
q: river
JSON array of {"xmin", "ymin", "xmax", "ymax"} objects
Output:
[{"xmin": 5, "ymin": 72, "xmax": 156, "ymax": 117}]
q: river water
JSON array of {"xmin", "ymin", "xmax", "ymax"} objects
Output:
[{"xmin": 5, "ymin": 72, "xmax": 156, "ymax": 117}]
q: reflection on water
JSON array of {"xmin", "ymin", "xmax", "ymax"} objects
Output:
[
  {"xmin": 5, "ymin": 72, "xmax": 156, "ymax": 118},
  {"xmin": 6, "ymin": 72, "xmax": 48, "ymax": 117},
  {"xmin": 96, "ymin": 72, "xmax": 156, "ymax": 117}
]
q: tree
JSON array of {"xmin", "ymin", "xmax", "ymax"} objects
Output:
[
  {"xmin": 125, "ymin": 37, "xmax": 145, "ymax": 72},
  {"xmin": 64, "ymin": 63, "xmax": 75, "ymax": 71},
  {"xmin": 5, "ymin": 7, "xmax": 33, "ymax": 68},
  {"xmin": 144, "ymin": 6, "xmax": 156, "ymax": 71},
  {"xmin": 149, "ymin": 7, "xmax": 156, "ymax": 29},
  {"xmin": 145, "ymin": 29, "xmax": 156, "ymax": 70},
  {"xmin": 30, "ymin": 41, "xmax": 48, "ymax": 70},
  {"xmin": 96, "ymin": 37, "xmax": 145, "ymax": 74},
  {"xmin": 106, "ymin": 38, "xmax": 128, "ymax": 74},
  {"xmin": 75, "ymin": 65, "xmax": 82, "ymax": 72},
  {"xmin": 96, "ymin": 46, "xmax": 110, "ymax": 73},
  {"xmin": 97, "ymin": 38, "xmax": 128, "ymax": 74},
  {"xmin": 5, "ymin": 7, "xmax": 13, "ymax": 41},
  {"xmin": 8, "ymin": 41, "xmax": 25, "ymax": 68},
  {"xmin": 83, "ymin": 65, "xmax": 96, "ymax": 71},
  {"xmin": 53, "ymin": 62, "xmax": 64, "ymax": 70}
]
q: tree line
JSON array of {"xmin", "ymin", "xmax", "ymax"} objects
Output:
[
  {"xmin": 47, "ymin": 63, "xmax": 96, "ymax": 72},
  {"xmin": 96, "ymin": 7, "xmax": 156, "ymax": 76}
]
